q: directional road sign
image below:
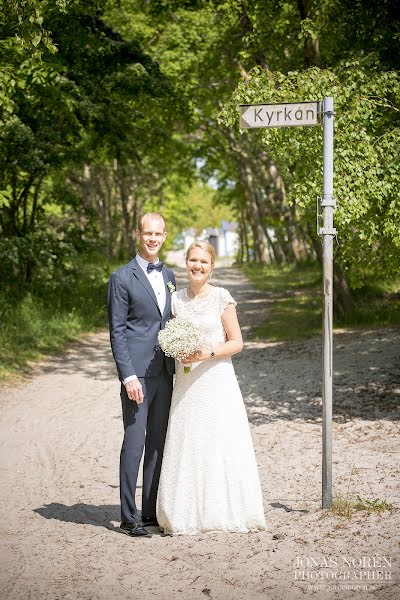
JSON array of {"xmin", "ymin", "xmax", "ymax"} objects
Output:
[{"xmin": 240, "ymin": 101, "xmax": 320, "ymax": 129}]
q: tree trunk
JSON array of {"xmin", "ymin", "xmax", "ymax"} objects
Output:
[
  {"xmin": 30, "ymin": 178, "xmax": 43, "ymax": 231},
  {"xmin": 240, "ymin": 205, "xmax": 250, "ymax": 263},
  {"xmin": 236, "ymin": 216, "xmax": 244, "ymax": 264},
  {"xmin": 297, "ymin": 0, "xmax": 321, "ymax": 67},
  {"xmin": 116, "ymin": 167, "xmax": 135, "ymax": 258},
  {"xmin": 307, "ymin": 221, "xmax": 354, "ymax": 315},
  {"xmin": 333, "ymin": 261, "xmax": 354, "ymax": 317}
]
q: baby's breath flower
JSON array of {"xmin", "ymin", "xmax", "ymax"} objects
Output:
[{"xmin": 158, "ymin": 316, "xmax": 204, "ymax": 373}]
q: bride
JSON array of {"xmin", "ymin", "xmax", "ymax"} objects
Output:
[{"xmin": 156, "ymin": 240, "xmax": 266, "ymax": 534}]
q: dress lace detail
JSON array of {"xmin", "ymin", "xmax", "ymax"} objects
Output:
[{"xmin": 156, "ymin": 286, "xmax": 266, "ymax": 535}]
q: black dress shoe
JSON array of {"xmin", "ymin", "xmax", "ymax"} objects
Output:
[
  {"xmin": 141, "ymin": 516, "xmax": 159, "ymax": 527},
  {"xmin": 120, "ymin": 522, "xmax": 152, "ymax": 537}
]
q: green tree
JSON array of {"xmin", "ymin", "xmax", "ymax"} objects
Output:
[{"xmin": 0, "ymin": 0, "xmax": 178, "ymax": 280}]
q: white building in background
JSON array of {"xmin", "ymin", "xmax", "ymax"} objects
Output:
[
  {"xmin": 183, "ymin": 228, "xmax": 196, "ymax": 253},
  {"xmin": 182, "ymin": 221, "xmax": 239, "ymax": 258}
]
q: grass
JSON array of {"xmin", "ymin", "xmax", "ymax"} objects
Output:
[
  {"xmin": 241, "ymin": 262, "xmax": 322, "ymax": 341},
  {"xmin": 0, "ymin": 255, "xmax": 119, "ymax": 383},
  {"xmin": 328, "ymin": 494, "xmax": 354, "ymax": 518},
  {"xmin": 338, "ymin": 280, "xmax": 400, "ymax": 328},
  {"xmin": 2, "ymin": 256, "xmax": 399, "ymax": 381},
  {"xmin": 353, "ymin": 496, "xmax": 394, "ymax": 514},
  {"xmin": 241, "ymin": 262, "xmax": 400, "ymax": 342},
  {"xmin": 328, "ymin": 494, "xmax": 394, "ymax": 518},
  {"xmin": 325, "ymin": 465, "xmax": 395, "ymax": 519}
]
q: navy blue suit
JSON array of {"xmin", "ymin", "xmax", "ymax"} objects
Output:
[{"xmin": 108, "ymin": 258, "xmax": 175, "ymax": 523}]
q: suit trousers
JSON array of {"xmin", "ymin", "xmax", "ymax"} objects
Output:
[{"xmin": 120, "ymin": 363, "xmax": 173, "ymax": 523}]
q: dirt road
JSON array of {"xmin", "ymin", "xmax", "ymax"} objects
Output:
[{"xmin": 0, "ymin": 263, "xmax": 399, "ymax": 600}]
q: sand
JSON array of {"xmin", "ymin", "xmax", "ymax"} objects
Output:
[{"xmin": 0, "ymin": 260, "xmax": 399, "ymax": 600}]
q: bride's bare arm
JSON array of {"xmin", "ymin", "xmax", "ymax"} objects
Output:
[{"xmin": 181, "ymin": 305, "xmax": 243, "ymax": 363}]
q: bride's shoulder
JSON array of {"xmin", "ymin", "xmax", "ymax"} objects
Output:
[
  {"xmin": 213, "ymin": 285, "xmax": 232, "ymax": 297},
  {"xmin": 215, "ymin": 286, "xmax": 237, "ymax": 310},
  {"xmin": 173, "ymin": 288, "xmax": 186, "ymax": 300}
]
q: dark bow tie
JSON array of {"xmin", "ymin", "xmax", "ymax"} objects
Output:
[{"xmin": 147, "ymin": 261, "xmax": 163, "ymax": 273}]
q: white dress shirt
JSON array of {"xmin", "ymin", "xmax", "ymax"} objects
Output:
[{"xmin": 123, "ymin": 254, "xmax": 166, "ymax": 385}]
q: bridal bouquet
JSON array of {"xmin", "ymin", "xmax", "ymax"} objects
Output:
[{"xmin": 158, "ymin": 316, "xmax": 205, "ymax": 374}]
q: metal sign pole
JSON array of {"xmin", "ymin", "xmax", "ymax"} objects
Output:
[
  {"xmin": 239, "ymin": 96, "xmax": 336, "ymax": 509},
  {"xmin": 321, "ymin": 96, "xmax": 336, "ymax": 508}
]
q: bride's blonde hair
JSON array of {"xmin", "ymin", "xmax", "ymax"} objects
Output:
[{"xmin": 185, "ymin": 240, "xmax": 216, "ymax": 266}]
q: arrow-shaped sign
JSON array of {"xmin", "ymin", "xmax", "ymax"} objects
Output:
[{"xmin": 240, "ymin": 101, "xmax": 321, "ymax": 128}]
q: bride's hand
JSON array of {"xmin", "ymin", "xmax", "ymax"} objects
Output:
[{"xmin": 179, "ymin": 349, "xmax": 204, "ymax": 364}]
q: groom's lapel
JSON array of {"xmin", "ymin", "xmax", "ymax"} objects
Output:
[
  {"xmin": 162, "ymin": 268, "xmax": 172, "ymax": 318},
  {"xmin": 130, "ymin": 258, "xmax": 161, "ymax": 315}
]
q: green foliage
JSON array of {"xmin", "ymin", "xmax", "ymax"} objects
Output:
[
  {"xmin": 0, "ymin": 0, "xmax": 183, "ymax": 278},
  {"xmin": 0, "ymin": 230, "xmax": 77, "ymax": 283},
  {"xmin": 0, "ymin": 253, "xmax": 113, "ymax": 381},
  {"xmin": 1, "ymin": 0, "xmax": 399, "ymax": 379},
  {"xmin": 110, "ymin": 1, "xmax": 399, "ymax": 292},
  {"xmin": 353, "ymin": 496, "xmax": 394, "ymax": 514},
  {"xmin": 338, "ymin": 279, "xmax": 400, "ymax": 327},
  {"xmin": 241, "ymin": 261, "xmax": 322, "ymax": 291},
  {"xmin": 242, "ymin": 262, "xmax": 400, "ymax": 340},
  {"xmin": 328, "ymin": 494, "xmax": 394, "ymax": 518},
  {"xmin": 145, "ymin": 181, "xmax": 236, "ymax": 251},
  {"xmin": 242, "ymin": 262, "xmax": 322, "ymax": 340},
  {"xmin": 1, "ymin": 0, "xmax": 67, "ymax": 57},
  {"xmin": 221, "ymin": 60, "xmax": 400, "ymax": 286}
]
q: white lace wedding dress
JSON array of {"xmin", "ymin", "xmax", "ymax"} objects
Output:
[{"xmin": 156, "ymin": 286, "xmax": 266, "ymax": 535}]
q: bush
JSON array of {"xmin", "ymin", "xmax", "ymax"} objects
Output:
[{"xmin": 0, "ymin": 251, "xmax": 115, "ymax": 381}]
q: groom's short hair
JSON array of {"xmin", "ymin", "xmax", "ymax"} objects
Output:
[{"xmin": 137, "ymin": 212, "xmax": 166, "ymax": 232}]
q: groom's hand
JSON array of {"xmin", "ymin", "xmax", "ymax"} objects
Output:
[{"xmin": 125, "ymin": 380, "xmax": 144, "ymax": 404}]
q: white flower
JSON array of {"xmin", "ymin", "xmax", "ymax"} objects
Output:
[
  {"xmin": 166, "ymin": 281, "xmax": 175, "ymax": 294},
  {"xmin": 158, "ymin": 316, "xmax": 204, "ymax": 373}
]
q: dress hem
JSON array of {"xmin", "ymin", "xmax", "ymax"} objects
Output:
[{"xmin": 160, "ymin": 525, "xmax": 267, "ymax": 536}]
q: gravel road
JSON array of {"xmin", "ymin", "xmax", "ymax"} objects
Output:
[{"xmin": 0, "ymin": 261, "xmax": 399, "ymax": 600}]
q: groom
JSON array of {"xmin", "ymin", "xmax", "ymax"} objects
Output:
[{"xmin": 108, "ymin": 212, "xmax": 176, "ymax": 537}]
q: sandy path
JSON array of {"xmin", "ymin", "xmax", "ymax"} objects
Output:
[{"xmin": 0, "ymin": 263, "xmax": 399, "ymax": 600}]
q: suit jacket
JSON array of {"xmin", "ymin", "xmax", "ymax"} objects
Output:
[{"xmin": 108, "ymin": 257, "xmax": 176, "ymax": 380}]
